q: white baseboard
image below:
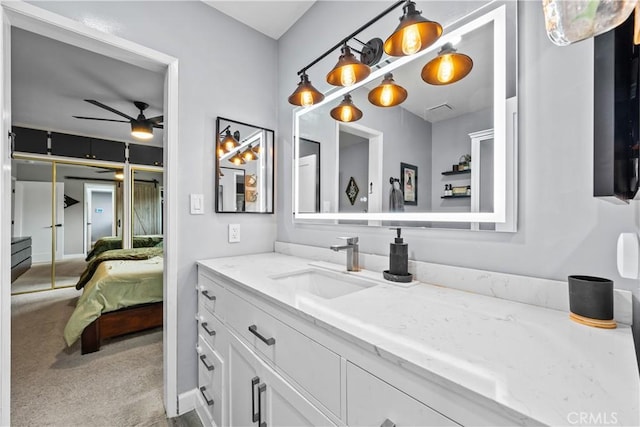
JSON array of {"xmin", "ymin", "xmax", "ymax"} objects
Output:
[
  {"xmin": 64, "ymin": 253, "xmax": 85, "ymax": 259},
  {"xmin": 177, "ymin": 388, "xmax": 197, "ymax": 415}
]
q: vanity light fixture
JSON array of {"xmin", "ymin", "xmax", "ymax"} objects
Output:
[
  {"xmin": 114, "ymin": 171, "xmax": 124, "ymax": 181},
  {"xmin": 229, "ymin": 152, "xmax": 246, "ymax": 166},
  {"xmin": 131, "ymin": 120, "xmax": 153, "ymax": 140},
  {"xmin": 221, "ymin": 128, "xmax": 239, "ymax": 152},
  {"xmin": 241, "ymin": 146, "xmax": 258, "ymax": 162},
  {"xmin": 330, "ymin": 94, "xmax": 363, "ymax": 122},
  {"xmin": 252, "ymin": 143, "xmax": 261, "ymax": 154},
  {"xmin": 217, "ymin": 144, "xmax": 225, "ymax": 158},
  {"xmin": 384, "ymin": 0, "xmax": 442, "ymax": 56},
  {"xmin": 421, "ymin": 42, "xmax": 473, "ymax": 85},
  {"xmin": 288, "ymin": 72, "xmax": 325, "ymax": 107},
  {"xmin": 326, "ymin": 44, "xmax": 371, "ymax": 87},
  {"xmin": 368, "ymin": 73, "xmax": 408, "ymax": 107}
]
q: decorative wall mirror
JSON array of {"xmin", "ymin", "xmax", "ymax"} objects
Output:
[
  {"xmin": 215, "ymin": 117, "xmax": 274, "ymax": 213},
  {"xmin": 293, "ymin": 1, "xmax": 517, "ymax": 231}
]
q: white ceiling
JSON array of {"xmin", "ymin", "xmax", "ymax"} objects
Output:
[
  {"xmin": 203, "ymin": 1, "xmax": 316, "ymax": 40},
  {"xmin": 11, "ymin": 27, "xmax": 165, "ymax": 147}
]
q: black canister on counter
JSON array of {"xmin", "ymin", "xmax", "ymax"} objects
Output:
[{"xmin": 568, "ymin": 275, "xmax": 616, "ymax": 329}]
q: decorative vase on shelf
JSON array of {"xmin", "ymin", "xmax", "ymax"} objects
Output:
[{"xmin": 542, "ymin": 0, "xmax": 637, "ymax": 46}]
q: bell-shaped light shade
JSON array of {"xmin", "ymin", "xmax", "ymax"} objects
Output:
[
  {"xmin": 217, "ymin": 144, "xmax": 225, "ymax": 158},
  {"xmin": 421, "ymin": 43, "xmax": 473, "ymax": 85},
  {"xmin": 241, "ymin": 147, "xmax": 258, "ymax": 162},
  {"xmin": 288, "ymin": 73, "xmax": 325, "ymax": 107},
  {"xmin": 131, "ymin": 120, "xmax": 153, "ymax": 140},
  {"xmin": 330, "ymin": 94, "xmax": 363, "ymax": 122},
  {"xmin": 368, "ymin": 73, "xmax": 408, "ymax": 107},
  {"xmin": 326, "ymin": 45, "xmax": 371, "ymax": 87},
  {"xmin": 384, "ymin": 1, "xmax": 442, "ymax": 57},
  {"xmin": 252, "ymin": 144, "xmax": 262, "ymax": 154},
  {"xmin": 229, "ymin": 152, "xmax": 246, "ymax": 166},
  {"xmin": 221, "ymin": 129, "xmax": 239, "ymax": 152}
]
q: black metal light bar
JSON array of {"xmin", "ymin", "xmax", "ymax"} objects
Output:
[{"xmin": 296, "ymin": 0, "xmax": 405, "ymax": 76}]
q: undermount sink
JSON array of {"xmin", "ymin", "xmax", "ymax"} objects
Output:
[{"xmin": 270, "ymin": 268, "xmax": 377, "ymax": 299}]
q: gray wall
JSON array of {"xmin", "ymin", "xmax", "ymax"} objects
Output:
[
  {"xmin": 30, "ymin": 0, "xmax": 278, "ymax": 394},
  {"xmin": 278, "ymin": 1, "xmax": 640, "ymax": 359},
  {"xmin": 431, "ymin": 106, "xmax": 493, "ymax": 211}
]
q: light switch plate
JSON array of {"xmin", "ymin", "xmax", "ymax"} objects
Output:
[
  {"xmin": 228, "ymin": 224, "xmax": 240, "ymax": 243},
  {"xmin": 190, "ymin": 194, "xmax": 204, "ymax": 215}
]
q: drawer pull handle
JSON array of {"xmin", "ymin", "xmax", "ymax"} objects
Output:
[
  {"xmin": 199, "ymin": 354, "xmax": 214, "ymax": 371},
  {"xmin": 201, "ymin": 322, "xmax": 216, "ymax": 337},
  {"xmin": 199, "ymin": 386, "xmax": 214, "ymax": 407},
  {"xmin": 248, "ymin": 325, "xmax": 276, "ymax": 346},
  {"xmin": 380, "ymin": 419, "xmax": 396, "ymax": 427},
  {"xmin": 258, "ymin": 382, "xmax": 267, "ymax": 427},
  {"xmin": 202, "ymin": 290, "xmax": 216, "ymax": 301},
  {"xmin": 251, "ymin": 376, "xmax": 260, "ymax": 422}
]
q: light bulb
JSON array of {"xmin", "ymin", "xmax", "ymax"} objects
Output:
[
  {"xmin": 224, "ymin": 140, "xmax": 235, "ymax": 152},
  {"xmin": 301, "ymin": 90, "xmax": 313, "ymax": 107},
  {"xmin": 217, "ymin": 146, "xmax": 224, "ymax": 157},
  {"xmin": 402, "ymin": 25, "xmax": 422, "ymax": 55},
  {"xmin": 340, "ymin": 107, "xmax": 353, "ymax": 122},
  {"xmin": 380, "ymin": 85, "xmax": 394, "ymax": 107},
  {"xmin": 437, "ymin": 54, "xmax": 454, "ymax": 83},
  {"xmin": 341, "ymin": 66, "xmax": 356, "ymax": 86}
]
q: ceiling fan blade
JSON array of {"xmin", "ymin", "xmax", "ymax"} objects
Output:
[
  {"xmin": 73, "ymin": 116, "xmax": 130, "ymax": 123},
  {"xmin": 85, "ymin": 99, "xmax": 135, "ymax": 121},
  {"xmin": 147, "ymin": 115, "xmax": 163, "ymax": 123},
  {"xmin": 153, "ymin": 124, "xmax": 164, "ymax": 129}
]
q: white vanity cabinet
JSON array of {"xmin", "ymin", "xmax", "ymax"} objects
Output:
[
  {"xmin": 195, "ymin": 271, "xmax": 229, "ymax": 427},
  {"xmin": 228, "ymin": 332, "xmax": 337, "ymax": 427}
]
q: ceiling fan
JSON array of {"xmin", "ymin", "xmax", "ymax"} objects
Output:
[{"xmin": 73, "ymin": 99, "xmax": 163, "ymax": 140}]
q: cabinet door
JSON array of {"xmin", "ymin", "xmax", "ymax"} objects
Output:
[
  {"xmin": 12, "ymin": 126, "xmax": 48, "ymax": 154},
  {"xmin": 90, "ymin": 137, "xmax": 125, "ymax": 162},
  {"xmin": 227, "ymin": 334, "xmax": 336, "ymax": 427},
  {"xmin": 50, "ymin": 132, "xmax": 91, "ymax": 159},
  {"xmin": 346, "ymin": 362, "xmax": 459, "ymax": 427},
  {"xmin": 128, "ymin": 143, "xmax": 163, "ymax": 166}
]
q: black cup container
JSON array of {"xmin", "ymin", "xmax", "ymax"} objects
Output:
[{"xmin": 568, "ymin": 275, "xmax": 614, "ymax": 320}]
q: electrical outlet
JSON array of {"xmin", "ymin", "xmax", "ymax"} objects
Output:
[{"xmin": 228, "ymin": 224, "xmax": 240, "ymax": 243}]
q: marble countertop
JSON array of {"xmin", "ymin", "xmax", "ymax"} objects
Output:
[{"xmin": 198, "ymin": 252, "xmax": 639, "ymax": 426}]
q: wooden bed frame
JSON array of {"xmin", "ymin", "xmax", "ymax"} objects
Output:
[{"xmin": 81, "ymin": 301, "xmax": 163, "ymax": 354}]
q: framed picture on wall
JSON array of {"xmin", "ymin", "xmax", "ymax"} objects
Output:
[{"xmin": 401, "ymin": 162, "xmax": 417, "ymax": 205}]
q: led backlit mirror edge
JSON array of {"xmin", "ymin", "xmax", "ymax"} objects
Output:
[{"xmin": 292, "ymin": 4, "xmax": 516, "ymax": 226}]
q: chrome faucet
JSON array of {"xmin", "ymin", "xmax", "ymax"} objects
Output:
[{"xmin": 330, "ymin": 237, "xmax": 359, "ymax": 271}]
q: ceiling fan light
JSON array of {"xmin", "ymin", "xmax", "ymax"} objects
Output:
[
  {"xmin": 131, "ymin": 120, "xmax": 153, "ymax": 140},
  {"xmin": 326, "ymin": 45, "xmax": 371, "ymax": 87},
  {"xmin": 221, "ymin": 129, "xmax": 239, "ymax": 152},
  {"xmin": 288, "ymin": 73, "xmax": 325, "ymax": 106},
  {"xmin": 384, "ymin": 1, "xmax": 442, "ymax": 57},
  {"xmin": 421, "ymin": 43, "xmax": 473, "ymax": 85},
  {"xmin": 330, "ymin": 94, "xmax": 363, "ymax": 122},
  {"xmin": 368, "ymin": 73, "xmax": 408, "ymax": 107}
]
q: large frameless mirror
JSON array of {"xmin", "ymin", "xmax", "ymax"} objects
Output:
[
  {"xmin": 293, "ymin": 1, "xmax": 517, "ymax": 231},
  {"xmin": 215, "ymin": 117, "xmax": 275, "ymax": 213}
]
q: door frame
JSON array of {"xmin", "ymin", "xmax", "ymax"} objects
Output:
[
  {"xmin": 84, "ymin": 183, "xmax": 117, "ymax": 255},
  {"xmin": 0, "ymin": 1, "xmax": 180, "ymax": 423}
]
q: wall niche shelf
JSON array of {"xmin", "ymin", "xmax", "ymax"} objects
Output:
[
  {"xmin": 442, "ymin": 169, "xmax": 471, "ymax": 176},
  {"xmin": 441, "ymin": 195, "xmax": 471, "ymax": 199}
]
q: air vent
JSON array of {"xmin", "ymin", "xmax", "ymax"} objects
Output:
[{"xmin": 424, "ymin": 103, "xmax": 454, "ymax": 122}]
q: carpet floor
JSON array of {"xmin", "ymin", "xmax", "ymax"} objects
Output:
[{"xmin": 11, "ymin": 287, "xmax": 168, "ymax": 426}]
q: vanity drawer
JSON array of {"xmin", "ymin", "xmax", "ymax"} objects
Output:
[
  {"xmin": 197, "ymin": 305, "xmax": 226, "ymax": 351},
  {"xmin": 225, "ymin": 289, "xmax": 341, "ymax": 417},
  {"xmin": 198, "ymin": 271, "xmax": 226, "ymax": 320},
  {"xmin": 197, "ymin": 337, "xmax": 225, "ymax": 427},
  {"xmin": 346, "ymin": 362, "xmax": 459, "ymax": 427}
]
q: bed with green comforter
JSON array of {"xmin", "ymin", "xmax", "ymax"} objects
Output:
[
  {"xmin": 64, "ymin": 256, "xmax": 163, "ymax": 346},
  {"xmin": 85, "ymin": 235, "xmax": 163, "ymax": 261}
]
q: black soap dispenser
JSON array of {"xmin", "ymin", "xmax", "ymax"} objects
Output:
[{"xmin": 383, "ymin": 228, "xmax": 413, "ymax": 283}]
